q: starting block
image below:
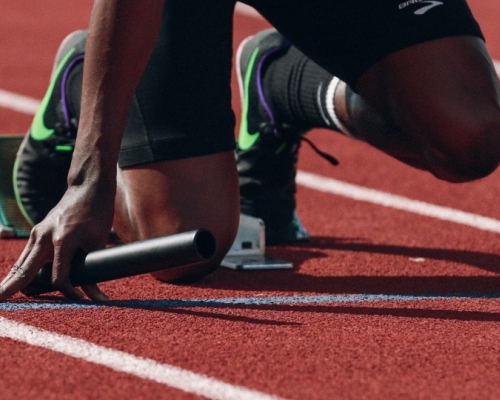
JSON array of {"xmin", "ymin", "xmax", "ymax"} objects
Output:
[
  {"xmin": 0, "ymin": 135, "xmax": 31, "ymax": 238},
  {"xmin": 221, "ymin": 214, "xmax": 293, "ymax": 270}
]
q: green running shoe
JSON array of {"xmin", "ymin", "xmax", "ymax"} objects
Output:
[
  {"xmin": 14, "ymin": 30, "xmax": 87, "ymax": 225},
  {"xmin": 236, "ymin": 29, "xmax": 310, "ymax": 245}
]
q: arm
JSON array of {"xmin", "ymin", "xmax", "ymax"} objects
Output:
[
  {"xmin": 73, "ymin": 0, "xmax": 165, "ymax": 192},
  {"xmin": 0, "ymin": 0, "xmax": 165, "ymax": 301}
]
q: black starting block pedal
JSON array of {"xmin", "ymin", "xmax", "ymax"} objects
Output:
[
  {"xmin": 221, "ymin": 214, "xmax": 293, "ymax": 270},
  {"xmin": 0, "ymin": 135, "xmax": 31, "ymax": 238}
]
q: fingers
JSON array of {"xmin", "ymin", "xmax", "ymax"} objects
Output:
[
  {"xmin": 0, "ymin": 263, "xmax": 39, "ymax": 301},
  {"xmin": 82, "ymin": 284, "xmax": 110, "ymax": 302},
  {"xmin": 51, "ymin": 277, "xmax": 86, "ymax": 301},
  {"xmin": 0, "ymin": 230, "xmax": 111, "ymax": 302},
  {"xmin": 51, "ymin": 242, "xmax": 110, "ymax": 302},
  {"xmin": 0, "ymin": 236, "xmax": 52, "ymax": 301},
  {"xmin": 51, "ymin": 241, "xmax": 87, "ymax": 301}
]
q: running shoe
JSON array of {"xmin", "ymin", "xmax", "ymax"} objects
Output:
[
  {"xmin": 236, "ymin": 29, "xmax": 310, "ymax": 245},
  {"xmin": 14, "ymin": 30, "xmax": 87, "ymax": 225}
]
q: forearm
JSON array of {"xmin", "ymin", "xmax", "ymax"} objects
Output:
[{"xmin": 69, "ymin": 0, "xmax": 165, "ymax": 187}]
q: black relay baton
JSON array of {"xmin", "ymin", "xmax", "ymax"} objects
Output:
[{"xmin": 22, "ymin": 229, "xmax": 217, "ymax": 296}]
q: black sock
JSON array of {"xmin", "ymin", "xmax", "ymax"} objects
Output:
[{"xmin": 263, "ymin": 45, "xmax": 339, "ymax": 131}]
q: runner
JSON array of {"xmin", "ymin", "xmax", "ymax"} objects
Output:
[{"xmin": 1, "ymin": 0, "xmax": 499, "ymax": 300}]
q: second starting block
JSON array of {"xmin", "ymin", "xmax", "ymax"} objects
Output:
[
  {"xmin": 0, "ymin": 135, "xmax": 31, "ymax": 238},
  {"xmin": 221, "ymin": 214, "xmax": 293, "ymax": 270}
]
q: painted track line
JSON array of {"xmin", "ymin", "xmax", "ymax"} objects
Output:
[
  {"xmin": 0, "ymin": 89, "xmax": 40, "ymax": 115},
  {"xmin": 0, "ymin": 6, "xmax": 256, "ymax": 113},
  {"xmin": 2, "ymin": 293, "xmax": 500, "ymax": 311},
  {"xmin": 494, "ymin": 60, "xmax": 500, "ymax": 75},
  {"xmin": 2, "ymin": 26, "xmax": 500, "ymax": 235},
  {"xmin": 297, "ymin": 170, "xmax": 500, "ymax": 234},
  {"xmin": 235, "ymin": 3, "xmax": 262, "ymax": 19},
  {"xmin": 3, "ymin": 87, "xmax": 500, "ymax": 234},
  {"xmin": 0, "ymin": 316, "xmax": 284, "ymax": 400}
]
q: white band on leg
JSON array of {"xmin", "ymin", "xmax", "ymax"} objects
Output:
[{"xmin": 326, "ymin": 77, "xmax": 354, "ymax": 138}]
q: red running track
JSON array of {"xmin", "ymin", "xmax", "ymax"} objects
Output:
[{"xmin": 1, "ymin": 1, "xmax": 500, "ymax": 399}]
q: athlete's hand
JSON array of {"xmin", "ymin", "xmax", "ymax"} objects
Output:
[
  {"xmin": 0, "ymin": 0, "xmax": 165, "ymax": 303},
  {"xmin": 0, "ymin": 183, "xmax": 114, "ymax": 301}
]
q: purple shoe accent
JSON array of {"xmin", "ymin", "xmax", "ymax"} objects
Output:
[
  {"xmin": 256, "ymin": 42, "xmax": 290, "ymax": 137},
  {"xmin": 60, "ymin": 55, "xmax": 85, "ymax": 136}
]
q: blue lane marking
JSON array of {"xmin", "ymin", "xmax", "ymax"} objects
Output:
[{"xmin": 1, "ymin": 292, "xmax": 500, "ymax": 311}]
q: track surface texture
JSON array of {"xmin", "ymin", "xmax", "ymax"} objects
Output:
[{"xmin": 1, "ymin": 1, "xmax": 500, "ymax": 399}]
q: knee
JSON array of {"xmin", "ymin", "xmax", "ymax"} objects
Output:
[
  {"xmin": 150, "ymin": 209, "xmax": 239, "ymax": 284},
  {"xmin": 428, "ymin": 119, "xmax": 500, "ymax": 183},
  {"xmin": 114, "ymin": 152, "xmax": 241, "ymax": 283},
  {"xmin": 205, "ymin": 214, "xmax": 240, "ymax": 266}
]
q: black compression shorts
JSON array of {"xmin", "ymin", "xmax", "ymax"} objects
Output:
[{"xmin": 118, "ymin": 0, "xmax": 484, "ymax": 168}]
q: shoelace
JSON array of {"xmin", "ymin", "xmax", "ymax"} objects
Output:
[
  {"xmin": 270, "ymin": 120, "xmax": 339, "ymax": 167},
  {"xmin": 300, "ymin": 136, "xmax": 339, "ymax": 166}
]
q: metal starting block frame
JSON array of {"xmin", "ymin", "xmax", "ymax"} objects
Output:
[
  {"xmin": 0, "ymin": 135, "xmax": 31, "ymax": 238},
  {"xmin": 221, "ymin": 214, "xmax": 293, "ymax": 270}
]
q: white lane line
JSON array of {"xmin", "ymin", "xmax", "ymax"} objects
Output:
[
  {"xmin": 0, "ymin": 89, "xmax": 40, "ymax": 115},
  {"xmin": 0, "ymin": 316, "xmax": 284, "ymax": 400},
  {"xmin": 297, "ymin": 170, "xmax": 500, "ymax": 234},
  {"xmin": 3, "ymin": 56, "xmax": 496, "ymax": 115},
  {"xmin": 3, "ymin": 88, "xmax": 500, "ymax": 235},
  {"xmin": 3, "ymin": 84, "xmax": 500, "ymax": 234},
  {"xmin": 494, "ymin": 60, "xmax": 500, "ymax": 75},
  {"xmin": 0, "ymin": 3, "xmax": 258, "ymax": 120},
  {"xmin": 235, "ymin": 3, "xmax": 262, "ymax": 19}
]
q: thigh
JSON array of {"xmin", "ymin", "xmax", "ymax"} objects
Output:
[
  {"xmin": 113, "ymin": 0, "xmax": 240, "ymax": 282},
  {"xmin": 247, "ymin": 0, "xmax": 500, "ymax": 180},
  {"xmin": 246, "ymin": 0, "xmax": 484, "ymax": 90},
  {"xmin": 119, "ymin": 0, "xmax": 238, "ymax": 168},
  {"xmin": 113, "ymin": 151, "xmax": 240, "ymax": 281},
  {"xmin": 356, "ymin": 34, "xmax": 500, "ymax": 180}
]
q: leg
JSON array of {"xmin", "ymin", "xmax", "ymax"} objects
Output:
[
  {"xmin": 244, "ymin": 0, "xmax": 500, "ymax": 183},
  {"xmin": 113, "ymin": 0, "xmax": 239, "ymax": 282},
  {"xmin": 113, "ymin": 152, "xmax": 239, "ymax": 283},
  {"xmin": 344, "ymin": 35, "xmax": 500, "ymax": 182},
  {"xmin": 15, "ymin": 0, "xmax": 239, "ymax": 283},
  {"xmin": 235, "ymin": 31, "xmax": 312, "ymax": 245}
]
